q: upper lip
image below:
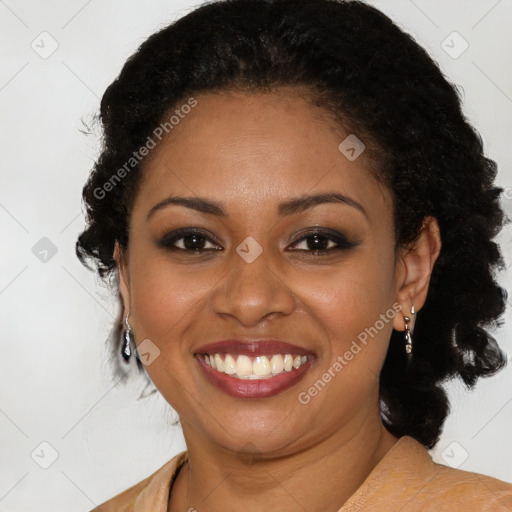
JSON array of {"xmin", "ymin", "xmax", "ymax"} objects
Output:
[{"xmin": 194, "ymin": 338, "xmax": 315, "ymax": 357}]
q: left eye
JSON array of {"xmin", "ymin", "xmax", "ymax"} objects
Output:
[{"xmin": 288, "ymin": 231, "xmax": 357, "ymax": 253}]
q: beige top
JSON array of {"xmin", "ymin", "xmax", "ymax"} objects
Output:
[{"xmin": 91, "ymin": 435, "xmax": 512, "ymax": 511}]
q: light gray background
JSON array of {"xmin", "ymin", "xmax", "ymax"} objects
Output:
[{"xmin": 1, "ymin": 0, "xmax": 511, "ymax": 510}]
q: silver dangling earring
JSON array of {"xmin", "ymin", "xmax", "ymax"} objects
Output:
[
  {"xmin": 404, "ymin": 304, "xmax": 415, "ymax": 355},
  {"xmin": 121, "ymin": 315, "xmax": 134, "ymax": 363}
]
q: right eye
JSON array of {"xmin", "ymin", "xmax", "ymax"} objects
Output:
[{"xmin": 156, "ymin": 228, "xmax": 223, "ymax": 253}]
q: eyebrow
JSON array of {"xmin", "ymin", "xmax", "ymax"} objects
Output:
[{"xmin": 146, "ymin": 192, "xmax": 368, "ymax": 220}]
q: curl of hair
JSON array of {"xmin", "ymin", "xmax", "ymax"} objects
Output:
[{"xmin": 76, "ymin": 0, "xmax": 508, "ymax": 448}]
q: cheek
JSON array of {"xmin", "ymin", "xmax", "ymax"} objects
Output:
[
  {"xmin": 127, "ymin": 257, "xmax": 211, "ymax": 401},
  {"xmin": 312, "ymin": 250, "xmax": 393, "ymax": 319},
  {"xmin": 129, "ymin": 256, "xmax": 206, "ymax": 353},
  {"xmin": 302, "ymin": 249, "xmax": 396, "ymax": 366}
]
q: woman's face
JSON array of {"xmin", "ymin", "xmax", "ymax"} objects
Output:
[{"xmin": 118, "ymin": 88, "xmax": 408, "ymax": 456}]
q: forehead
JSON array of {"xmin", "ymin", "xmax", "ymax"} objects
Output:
[{"xmin": 133, "ymin": 89, "xmax": 392, "ymax": 221}]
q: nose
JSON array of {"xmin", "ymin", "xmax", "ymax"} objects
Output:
[{"xmin": 211, "ymin": 247, "xmax": 296, "ymax": 327}]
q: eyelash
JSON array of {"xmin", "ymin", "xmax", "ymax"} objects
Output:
[{"xmin": 156, "ymin": 227, "xmax": 359, "ymax": 255}]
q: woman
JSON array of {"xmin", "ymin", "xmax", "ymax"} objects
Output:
[{"xmin": 76, "ymin": 0, "xmax": 512, "ymax": 510}]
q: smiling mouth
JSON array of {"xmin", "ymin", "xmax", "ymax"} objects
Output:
[
  {"xmin": 194, "ymin": 352, "xmax": 315, "ymax": 399},
  {"xmin": 198, "ymin": 353, "xmax": 310, "ymax": 380},
  {"xmin": 193, "ymin": 338, "xmax": 315, "ymax": 398}
]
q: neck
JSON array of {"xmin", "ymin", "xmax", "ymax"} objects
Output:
[{"xmin": 168, "ymin": 413, "xmax": 399, "ymax": 512}]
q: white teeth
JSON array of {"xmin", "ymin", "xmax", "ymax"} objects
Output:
[
  {"xmin": 253, "ymin": 356, "xmax": 270, "ymax": 376},
  {"xmin": 236, "ymin": 355, "xmax": 252, "ymax": 376},
  {"xmin": 214, "ymin": 354, "xmax": 224, "ymax": 372},
  {"xmin": 270, "ymin": 354, "xmax": 284, "ymax": 374},
  {"xmin": 224, "ymin": 354, "xmax": 236, "ymax": 374},
  {"xmin": 201, "ymin": 352, "xmax": 310, "ymax": 379}
]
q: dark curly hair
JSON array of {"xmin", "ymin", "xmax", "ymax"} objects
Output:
[{"xmin": 76, "ymin": 0, "xmax": 508, "ymax": 449}]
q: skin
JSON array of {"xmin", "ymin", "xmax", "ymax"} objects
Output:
[{"xmin": 114, "ymin": 87, "xmax": 441, "ymax": 512}]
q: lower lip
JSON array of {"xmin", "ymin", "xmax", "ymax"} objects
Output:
[{"xmin": 195, "ymin": 355, "xmax": 314, "ymax": 399}]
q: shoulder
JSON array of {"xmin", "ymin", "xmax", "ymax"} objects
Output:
[
  {"xmin": 397, "ymin": 437, "xmax": 512, "ymax": 510},
  {"xmin": 89, "ymin": 473, "xmax": 154, "ymax": 512},
  {"xmin": 342, "ymin": 436, "xmax": 512, "ymax": 511},
  {"xmin": 425, "ymin": 460, "xmax": 512, "ymax": 509},
  {"xmin": 89, "ymin": 450, "xmax": 188, "ymax": 512}
]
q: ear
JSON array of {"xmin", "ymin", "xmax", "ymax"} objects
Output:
[
  {"xmin": 113, "ymin": 241, "xmax": 131, "ymax": 319},
  {"xmin": 392, "ymin": 216, "xmax": 442, "ymax": 331}
]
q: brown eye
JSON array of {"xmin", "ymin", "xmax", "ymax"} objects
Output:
[
  {"xmin": 157, "ymin": 228, "xmax": 222, "ymax": 252},
  {"xmin": 288, "ymin": 229, "xmax": 359, "ymax": 254}
]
